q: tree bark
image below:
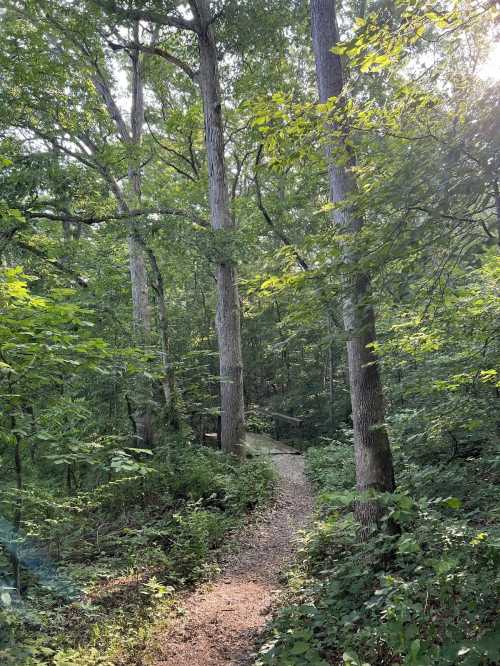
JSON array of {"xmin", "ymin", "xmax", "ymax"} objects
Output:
[
  {"xmin": 10, "ymin": 413, "xmax": 22, "ymax": 595},
  {"xmin": 310, "ymin": 0, "xmax": 395, "ymax": 526},
  {"xmin": 90, "ymin": 22, "xmax": 155, "ymax": 447},
  {"xmin": 126, "ymin": 28, "xmax": 154, "ymax": 447},
  {"xmin": 328, "ymin": 313, "xmax": 336, "ymax": 434},
  {"xmin": 142, "ymin": 241, "xmax": 180, "ymax": 428},
  {"xmin": 91, "ymin": 42, "xmax": 154, "ymax": 446},
  {"xmin": 190, "ymin": 0, "xmax": 245, "ymax": 458},
  {"xmin": 493, "ymin": 178, "xmax": 500, "ymax": 247},
  {"xmin": 94, "ymin": 0, "xmax": 245, "ymax": 456}
]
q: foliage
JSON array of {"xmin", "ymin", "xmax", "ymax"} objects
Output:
[
  {"xmin": 257, "ymin": 427, "xmax": 500, "ymax": 666},
  {"xmin": 0, "ymin": 0, "xmax": 498, "ymax": 662},
  {"xmin": 0, "ymin": 441, "xmax": 275, "ymax": 664}
]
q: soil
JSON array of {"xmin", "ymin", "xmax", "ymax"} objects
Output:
[{"xmin": 144, "ymin": 453, "xmax": 313, "ymax": 666}]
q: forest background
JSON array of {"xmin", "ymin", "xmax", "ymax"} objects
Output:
[{"xmin": 0, "ymin": 0, "xmax": 499, "ymax": 664}]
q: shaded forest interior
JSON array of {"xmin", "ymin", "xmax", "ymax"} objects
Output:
[{"xmin": 0, "ymin": 1, "xmax": 499, "ymax": 665}]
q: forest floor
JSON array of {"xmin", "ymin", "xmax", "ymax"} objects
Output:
[{"xmin": 144, "ymin": 448, "xmax": 313, "ymax": 666}]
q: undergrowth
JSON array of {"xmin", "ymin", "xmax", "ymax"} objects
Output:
[
  {"xmin": 257, "ymin": 436, "xmax": 500, "ymax": 666},
  {"xmin": 0, "ymin": 441, "xmax": 275, "ymax": 665}
]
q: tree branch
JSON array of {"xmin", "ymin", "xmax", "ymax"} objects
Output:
[
  {"xmin": 155, "ymin": 155, "xmax": 197, "ymax": 182},
  {"xmin": 25, "ymin": 207, "xmax": 208, "ymax": 227},
  {"xmin": 92, "ymin": 0, "xmax": 197, "ymax": 32},
  {"xmin": 408, "ymin": 205, "xmax": 495, "ymax": 229},
  {"xmin": 107, "ymin": 39, "xmax": 198, "ymax": 81},
  {"xmin": 91, "ymin": 69, "xmax": 131, "ymax": 143},
  {"xmin": 14, "ymin": 238, "xmax": 89, "ymax": 287},
  {"xmin": 254, "ymin": 145, "xmax": 309, "ymax": 271},
  {"xmin": 145, "ymin": 116, "xmax": 199, "ymax": 178}
]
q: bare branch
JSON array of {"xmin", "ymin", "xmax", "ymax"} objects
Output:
[
  {"xmin": 155, "ymin": 154, "xmax": 197, "ymax": 182},
  {"xmin": 230, "ymin": 150, "xmax": 251, "ymax": 201},
  {"xmin": 31, "ymin": 130, "xmax": 98, "ymax": 171},
  {"xmin": 146, "ymin": 118, "xmax": 198, "ymax": 182},
  {"xmin": 408, "ymin": 205, "xmax": 495, "ymax": 227},
  {"xmin": 92, "ymin": 69, "xmax": 131, "ymax": 143}
]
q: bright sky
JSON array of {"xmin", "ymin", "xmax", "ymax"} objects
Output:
[{"xmin": 478, "ymin": 40, "xmax": 500, "ymax": 81}]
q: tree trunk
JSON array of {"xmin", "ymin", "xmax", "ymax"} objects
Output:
[
  {"xmin": 127, "ymin": 233, "xmax": 154, "ymax": 445},
  {"xmin": 92, "ymin": 22, "xmax": 156, "ymax": 447},
  {"xmin": 310, "ymin": 0, "xmax": 395, "ymax": 527},
  {"xmin": 328, "ymin": 313, "xmax": 335, "ymax": 434},
  {"xmin": 10, "ymin": 414, "xmax": 22, "ymax": 596},
  {"xmin": 493, "ymin": 178, "xmax": 500, "ymax": 247},
  {"xmin": 127, "ymin": 29, "xmax": 154, "ymax": 447},
  {"xmin": 91, "ymin": 30, "xmax": 154, "ymax": 447},
  {"xmin": 143, "ymin": 242, "xmax": 180, "ymax": 428},
  {"xmin": 191, "ymin": 0, "xmax": 245, "ymax": 458}
]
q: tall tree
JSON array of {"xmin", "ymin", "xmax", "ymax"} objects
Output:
[
  {"xmin": 189, "ymin": 0, "xmax": 245, "ymax": 457},
  {"xmin": 93, "ymin": 0, "xmax": 246, "ymax": 457},
  {"xmin": 310, "ymin": 0, "xmax": 396, "ymax": 526},
  {"xmin": 93, "ymin": 23, "xmax": 154, "ymax": 447}
]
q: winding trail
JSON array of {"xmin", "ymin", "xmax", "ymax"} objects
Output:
[{"xmin": 146, "ymin": 449, "xmax": 313, "ymax": 666}]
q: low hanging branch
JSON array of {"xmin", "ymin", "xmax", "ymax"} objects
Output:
[
  {"xmin": 254, "ymin": 145, "xmax": 309, "ymax": 271},
  {"xmin": 14, "ymin": 238, "xmax": 89, "ymax": 288}
]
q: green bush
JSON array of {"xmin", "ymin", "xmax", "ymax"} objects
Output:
[
  {"xmin": 168, "ymin": 507, "xmax": 232, "ymax": 581},
  {"xmin": 258, "ymin": 441, "xmax": 500, "ymax": 666},
  {"xmin": 0, "ymin": 441, "xmax": 276, "ymax": 664},
  {"xmin": 306, "ymin": 440, "xmax": 356, "ymax": 492}
]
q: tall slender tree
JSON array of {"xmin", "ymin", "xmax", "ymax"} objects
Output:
[
  {"xmin": 310, "ymin": 0, "xmax": 396, "ymax": 527},
  {"xmin": 93, "ymin": 0, "xmax": 246, "ymax": 457},
  {"xmin": 189, "ymin": 0, "xmax": 245, "ymax": 457},
  {"xmin": 91, "ymin": 24, "xmax": 154, "ymax": 447}
]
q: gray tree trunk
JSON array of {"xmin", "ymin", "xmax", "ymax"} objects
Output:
[
  {"xmin": 190, "ymin": 0, "xmax": 245, "ymax": 458},
  {"xmin": 328, "ymin": 313, "xmax": 335, "ymax": 434},
  {"xmin": 93, "ymin": 24, "xmax": 154, "ymax": 447},
  {"xmin": 493, "ymin": 178, "xmax": 500, "ymax": 247},
  {"xmin": 126, "ymin": 30, "xmax": 154, "ymax": 447},
  {"xmin": 310, "ymin": 0, "xmax": 395, "ymax": 526},
  {"xmin": 11, "ymin": 414, "xmax": 22, "ymax": 595},
  {"xmin": 141, "ymin": 240, "xmax": 180, "ymax": 428}
]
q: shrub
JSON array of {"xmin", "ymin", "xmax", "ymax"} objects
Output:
[
  {"xmin": 257, "ymin": 440, "xmax": 500, "ymax": 666},
  {"xmin": 0, "ymin": 440, "xmax": 276, "ymax": 664}
]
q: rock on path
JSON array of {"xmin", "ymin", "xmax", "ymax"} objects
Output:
[{"xmin": 145, "ymin": 454, "xmax": 313, "ymax": 666}]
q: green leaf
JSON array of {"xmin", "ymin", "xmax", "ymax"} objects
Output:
[
  {"xmin": 443, "ymin": 497, "xmax": 461, "ymax": 510},
  {"xmin": 290, "ymin": 641, "xmax": 310, "ymax": 655}
]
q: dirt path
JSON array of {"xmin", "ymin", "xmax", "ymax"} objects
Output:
[{"xmin": 146, "ymin": 454, "xmax": 313, "ymax": 666}]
